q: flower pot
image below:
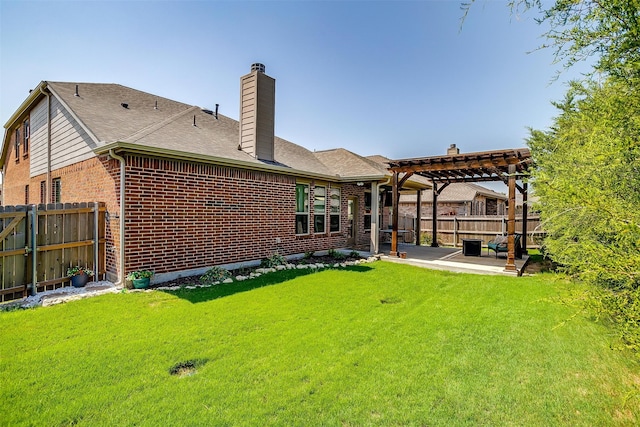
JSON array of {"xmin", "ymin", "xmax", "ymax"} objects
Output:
[
  {"xmin": 132, "ymin": 277, "xmax": 150, "ymax": 289},
  {"xmin": 70, "ymin": 272, "xmax": 90, "ymax": 288}
]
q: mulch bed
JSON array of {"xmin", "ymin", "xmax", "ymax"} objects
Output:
[{"xmin": 149, "ymin": 254, "xmax": 365, "ymax": 289}]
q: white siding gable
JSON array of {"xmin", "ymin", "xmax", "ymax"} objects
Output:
[{"xmin": 30, "ymin": 95, "xmax": 96, "ymax": 177}]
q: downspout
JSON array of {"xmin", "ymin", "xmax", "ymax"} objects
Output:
[
  {"xmin": 109, "ymin": 149, "xmax": 126, "ymax": 285},
  {"xmin": 39, "ymin": 87, "xmax": 51, "ymax": 202}
]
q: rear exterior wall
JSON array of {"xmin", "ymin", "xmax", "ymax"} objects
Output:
[{"xmin": 123, "ymin": 155, "xmax": 367, "ymax": 276}]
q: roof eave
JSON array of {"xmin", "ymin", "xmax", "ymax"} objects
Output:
[{"xmin": 95, "ymin": 142, "xmax": 346, "ymax": 181}]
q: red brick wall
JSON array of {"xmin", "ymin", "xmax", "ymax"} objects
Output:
[
  {"xmin": 4, "ymin": 148, "xmax": 373, "ymax": 280},
  {"xmin": 28, "ymin": 156, "xmax": 122, "ymax": 281},
  {"xmin": 3, "ymin": 126, "xmax": 31, "ymax": 205},
  {"xmin": 122, "ymin": 156, "xmax": 368, "ymax": 275}
]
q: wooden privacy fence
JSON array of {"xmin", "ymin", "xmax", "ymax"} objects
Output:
[
  {"xmin": 415, "ymin": 215, "xmax": 545, "ymax": 248},
  {"xmin": 0, "ymin": 202, "xmax": 106, "ymax": 303}
]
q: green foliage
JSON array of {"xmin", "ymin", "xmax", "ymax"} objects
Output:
[
  {"xmin": 199, "ymin": 266, "xmax": 230, "ymax": 285},
  {"xmin": 327, "ymin": 248, "xmax": 346, "ymax": 260},
  {"xmin": 528, "ymin": 77, "xmax": 640, "ymax": 350},
  {"xmin": 126, "ymin": 270, "xmax": 154, "ymax": 280},
  {"xmin": 303, "ymin": 250, "xmax": 315, "ymax": 259},
  {"xmin": 67, "ymin": 266, "xmax": 94, "ymax": 277},
  {"xmin": 420, "ymin": 232, "xmax": 432, "ymax": 246},
  {"xmin": 349, "ymin": 250, "xmax": 360, "ymax": 258},
  {"xmin": 527, "ymin": 78, "xmax": 640, "ymax": 291},
  {"xmin": 260, "ymin": 253, "xmax": 287, "ymax": 268}
]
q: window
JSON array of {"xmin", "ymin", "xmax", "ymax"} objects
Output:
[
  {"xmin": 52, "ymin": 178, "xmax": 61, "ymax": 203},
  {"xmin": 313, "ymin": 185, "xmax": 326, "ymax": 233},
  {"xmin": 295, "ymin": 183, "xmax": 309, "ymax": 234},
  {"xmin": 14, "ymin": 128, "xmax": 20, "ymax": 162},
  {"xmin": 25, "ymin": 185, "xmax": 29, "ymax": 204},
  {"xmin": 329, "ymin": 187, "xmax": 341, "ymax": 232},
  {"xmin": 23, "ymin": 119, "xmax": 30, "ymax": 156},
  {"xmin": 40, "ymin": 181, "xmax": 46, "ymax": 204},
  {"xmin": 364, "ymin": 191, "xmax": 372, "ymax": 231}
]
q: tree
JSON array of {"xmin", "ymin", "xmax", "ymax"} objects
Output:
[{"xmin": 527, "ymin": 78, "xmax": 640, "ymax": 289}]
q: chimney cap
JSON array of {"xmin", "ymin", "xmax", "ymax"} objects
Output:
[{"xmin": 251, "ymin": 63, "xmax": 266, "ymax": 73}]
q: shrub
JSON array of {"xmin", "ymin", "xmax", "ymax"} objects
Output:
[
  {"xmin": 126, "ymin": 270, "xmax": 153, "ymax": 280},
  {"xmin": 328, "ymin": 249, "xmax": 346, "ymax": 261},
  {"xmin": 420, "ymin": 232, "xmax": 432, "ymax": 246},
  {"xmin": 200, "ymin": 266, "xmax": 230, "ymax": 286},
  {"xmin": 260, "ymin": 253, "xmax": 287, "ymax": 268},
  {"xmin": 67, "ymin": 266, "xmax": 94, "ymax": 277},
  {"xmin": 349, "ymin": 250, "xmax": 360, "ymax": 258}
]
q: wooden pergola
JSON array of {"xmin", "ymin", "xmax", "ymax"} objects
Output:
[{"xmin": 387, "ymin": 148, "xmax": 532, "ymax": 271}]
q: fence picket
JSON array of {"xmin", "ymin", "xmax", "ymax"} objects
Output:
[{"xmin": 0, "ymin": 203, "xmax": 106, "ymax": 302}]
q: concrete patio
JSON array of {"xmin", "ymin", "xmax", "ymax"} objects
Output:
[{"xmin": 379, "ymin": 242, "xmax": 529, "ymax": 276}]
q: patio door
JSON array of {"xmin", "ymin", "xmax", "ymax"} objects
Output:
[{"xmin": 347, "ymin": 197, "xmax": 358, "ymax": 247}]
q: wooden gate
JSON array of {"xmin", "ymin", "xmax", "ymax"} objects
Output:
[{"xmin": 0, "ymin": 202, "xmax": 106, "ymax": 303}]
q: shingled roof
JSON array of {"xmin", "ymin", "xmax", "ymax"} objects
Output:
[
  {"xmin": 2, "ymin": 81, "xmax": 347, "ymax": 178},
  {"xmin": 399, "ymin": 182, "xmax": 507, "ymax": 203}
]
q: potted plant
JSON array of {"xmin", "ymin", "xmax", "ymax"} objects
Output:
[
  {"xmin": 126, "ymin": 270, "xmax": 154, "ymax": 289},
  {"xmin": 67, "ymin": 266, "xmax": 94, "ymax": 288}
]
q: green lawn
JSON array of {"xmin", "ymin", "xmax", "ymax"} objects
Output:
[{"xmin": 1, "ymin": 262, "xmax": 638, "ymax": 426}]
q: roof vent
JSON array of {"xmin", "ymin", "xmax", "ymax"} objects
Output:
[
  {"xmin": 75, "ymin": 85, "xmax": 79, "ymax": 97},
  {"xmin": 202, "ymin": 109, "xmax": 213, "ymax": 115},
  {"xmin": 251, "ymin": 63, "xmax": 265, "ymax": 73},
  {"xmin": 121, "ymin": 103, "xmax": 128, "ymax": 109}
]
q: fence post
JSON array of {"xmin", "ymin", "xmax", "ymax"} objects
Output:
[
  {"xmin": 30, "ymin": 205, "xmax": 37, "ymax": 296},
  {"xmin": 94, "ymin": 202, "xmax": 99, "ymax": 280}
]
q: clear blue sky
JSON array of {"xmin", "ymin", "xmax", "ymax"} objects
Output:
[{"xmin": 1, "ymin": 0, "xmax": 589, "ymax": 161}]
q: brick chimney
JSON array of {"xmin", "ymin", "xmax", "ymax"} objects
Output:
[
  {"xmin": 239, "ymin": 63, "xmax": 275, "ymax": 161},
  {"xmin": 447, "ymin": 144, "xmax": 460, "ymax": 155}
]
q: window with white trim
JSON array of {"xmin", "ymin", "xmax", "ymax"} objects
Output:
[
  {"xmin": 14, "ymin": 128, "xmax": 20, "ymax": 162},
  {"xmin": 23, "ymin": 119, "xmax": 30, "ymax": 156},
  {"xmin": 52, "ymin": 178, "xmax": 61, "ymax": 203},
  {"xmin": 329, "ymin": 187, "xmax": 341, "ymax": 232},
  {"xmin": 313, "ymin": 185, "xmax": 326, "ymax": 233},
  {"xmin": 295, "ymin": 183, "xmax": 309, "ymax": 235}
]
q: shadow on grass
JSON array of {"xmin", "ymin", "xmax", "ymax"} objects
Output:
[{"xmin": 161, "ymin": 265, "xmax": 373, "ymax": 304}]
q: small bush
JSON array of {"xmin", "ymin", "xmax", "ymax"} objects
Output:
[
  {"xmin": 328, "ymin": 249, "xmax": 346, "ymax": 260},
  {"xmin": 303, "ymin": 251, "xmax": 315, "ymax": 259},
  {"xmin": 349, "ymin": 250, "xmax": 360, "ymax": 258},
  {"xmin": 420, "ymin": 232, "xmax": 432, "ymax": 246},
  {"xmin": 260, "ymin": 253, "xmax": 287, "ymax": 268},
  {"xmin": 200, "ymin": 266, "xmax": 230, "ymax": 286}
]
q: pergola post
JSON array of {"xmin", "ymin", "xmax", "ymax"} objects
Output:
[
  {"xmin": 415, "ymin": 190, "xmax": 422, "ymax": 246},
  {"xmin": 370, "ymin": 182, "xmax": 380, "ymax": 254},
  {"xmin": 505, "ymin": 164, "xmax": 517, "ymax": 271},
  {"xmin": 391, "ymin": 172, "xmax": 399, "ymax": 257},
  {"xmin": 521, "ymin": 182, "xmax": 528, "ymax": 254},
  {"xmin": 431, "ymin": 182, "xmax": 438, "ymax": 247}
]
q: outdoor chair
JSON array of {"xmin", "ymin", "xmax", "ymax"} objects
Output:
[{"xmin": 487, "ymin": 233, "xmax": 522, "ymax": 259}]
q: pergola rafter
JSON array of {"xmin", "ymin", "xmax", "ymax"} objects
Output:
[{"xmin": 387, "ymin": 148, "xmax": 532, "ymax": 272}]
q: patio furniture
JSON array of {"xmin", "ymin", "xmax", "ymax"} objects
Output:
[
  {"xmin": 487, "ymin": 233, "xmax": 522, "ymax": 258},
  {"xmin": 462, "ymin": 239, "xmax": 482, "ymax": 256}
]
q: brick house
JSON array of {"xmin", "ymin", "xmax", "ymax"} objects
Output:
[{"xmin": 1, "ymin": 64, "xmax": 427, "ymax": 284}]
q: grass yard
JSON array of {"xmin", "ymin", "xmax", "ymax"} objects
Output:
[{"xmin": 1, "ymin": 261, "xmax": 639, "ymax": 426}]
